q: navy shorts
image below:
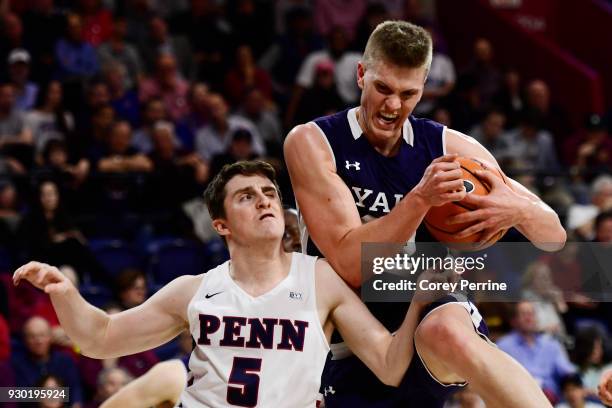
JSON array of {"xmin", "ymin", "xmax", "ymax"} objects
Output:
[{"xmin": 321, "ymin": 295, "xmax": 491, "ymax": 408}]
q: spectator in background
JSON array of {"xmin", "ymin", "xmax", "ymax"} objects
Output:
[
  {"xmin": 258, "ymin": 6, "xmax": 324, "ymax": 102},
  {"xmin": 414, "ymin": 24, "xmax": 455, "ymax": 117},
  {"xmin": 77, "ymin": 0, "xmax": 113, "ymax": 47},
  {"xmin": 0, "ymin": 13, "xmax": 26, "ymax": 75},
  {"xmin": 594, "ymin": 210, "xmax": 612, "ymax": 243},
  {"xmin": 293, "ymin": 60, "xmax": 344, "ymax": 126},
  {"xmin": 37, "ymin": 375, "xmax": 69, "ymax": 408},
  {"xmin": 563, "ymin": 114, "xmax": 611, "ymax": 178},
  {"xmin": 493, "ymin": 67, "xmax": 523, "ymax": 129},
  {"xmin": 104, "ymin": 61, "xmax": 140, "ymax": 128},
  {"xmin": 468, "ymin": 108, "xmax": 511, "ymax": 164},
  {"xmin": 85, "ymin": 367, "xmax": 133, "ymax": 408},
  {"xmin": 0, "ymin": 180, "xmax": 21, "ymax": 244},
  {"xmin": 313, "ymin": 0, "xmax": 366, "ymax": 42},
  {"xmin": 236, "ymin": 87, "xmax": 283, "ymax": 155},
  {"xmin": 283, "ymin": 208, "xmax": 301, "ymax": 252},
  {"xmin": 7, "ymin": 49, "xmax": 39, "ymax": 112},
  {"xmin": 209, "ymin": 128, "xmax": 259, "ymax": 180},
  {"xmin": 460, "ymin": 38, "xmax": 501, "ymax": 108},
  {"xmin": 227, "ymin": 0, "xmax": 275, "ymax": 57},
  {"xmin": 567, "ymin": 176, "xmax": 612, "ymax": 241},
  {"xmin": 571, "ymin": 326, "xmax": 612, "ymax": 398},
  {"xmin": 501, "ymin": 110, "xmax": 560, "ymax": 175},
  {"xmin": 524, "ymin": 79, "xmax": 572, "ymax": 142},
  {"xmin": 293, "ymin": 26, "xmax": 361, "ymax": 109},
  {"xmin": 11, "ymin": 317, "xmax": 82, "ymax": 406},
  {"xmin": 432, "ymin": 106, "xmax": 452, "ymax": 127},
  {"xmin": 24, "ymin": 81, "xmax": 75, "ymax": 157},
  {"xmin": 97, "ymin": 16, "xmax": 144, "ymax": 90},
  {"xmin": 497, "ymin": 301, "xmax": 576, "ymax": 402},
  {"xmin": 555, "ymin": 374, "xmax": 605, "ymax": 408},
  {"xmin": 0, "ymin": 312, "xmax": 9, "ymax": 361},
  {"xmin": 521, "ymin": 261, "xmax": 567, "ymax": 338},
  {"xmin": 21, "ymin": 0, "xmax": 66, "ymax": 83},
  {"xmin": 54, "ymin": 13, "xmax": 100, "ymax": 82},
  {"xmin": 140, "ymin": 16, "xmax": 194, "ymax": 80},
  {"xmin": 353, "ymin": 2, "xmax": 389, "ymax": 52},
  {"xmin": 224, "ymin": 44, "xmax": 273, "ymax": 108},
  {"xmin": 0, "ymin": 82, "xmax": 33, "ymax": 170},
  {"xmin": 132, "ymin": 98, "xmax": 167, "ymax": 153},
  {"xmin": 115, "ymin": 268, "xmax": 147, "ymax": 310},
  {"xmin": 139, "ymin": 53, "xmax": 189, "ymax": 122},
  {"xmin": 97, "ymin": 121, "xmax": 153, "ymax": 174},
  {"xmin": 84, "ymin": 104, "xmax": 115, "ymax": 164},
  {"xmin": 176, "ymin": 82, "xmax": 210, "ymax": 151},
  {"xmin": 195, "ymin": 93, "xmax": 265, "ymax": 161},
  {"xmin": 16, "ymin": 180, "xmax": 105, "ymax": 281}
]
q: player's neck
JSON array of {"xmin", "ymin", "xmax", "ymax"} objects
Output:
[{"xmin": 228, "ymin": 244, "xmax": 291, "ymax": 294}]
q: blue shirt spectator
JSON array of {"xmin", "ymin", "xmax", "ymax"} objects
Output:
[
  {"xmin": 10, "ymin": 316, "xmax": 82, "ymax": 405},
  {"xmin": 498, "ymin": 301, "xmax": 576, "ymax": 399},
  {"xmin": 54, "ymin": 14, "xmax": 99, "ymax": 81}
]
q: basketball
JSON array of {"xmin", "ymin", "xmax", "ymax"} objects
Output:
[{"xmin": 424, "ymin": 157, "xmax": 508, "ymax": 251}]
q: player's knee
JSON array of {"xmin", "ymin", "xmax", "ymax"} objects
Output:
[{"xmin": 416, "ymin": 314, "xmax": 472, "ymax": 360}]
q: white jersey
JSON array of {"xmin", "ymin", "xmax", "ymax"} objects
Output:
[{"xmin": 180, "ymin": 252, "xmax": 330, "ymax": 408}]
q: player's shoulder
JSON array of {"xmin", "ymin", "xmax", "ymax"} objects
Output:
[{"xmin": 408, "ymin": 115, "xmax": 446, "ymax": 133}]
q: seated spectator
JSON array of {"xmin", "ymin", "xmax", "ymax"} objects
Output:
[
  {"xmin": 77, "ymin": 0, "xmax": 113, "ymax": 47},
  {"xmin": 352, "ymin": 2, "xmax": 389, "ymax": 51},
  {"xmin": 176, "ymin": 82, "xmax": 210, "ymax": 151},
  {"xmin": 148, "ymin": 121, "xmax": 208, "ymax": 207},
  {"xmin": 0, "ymin": 13, "xmax": 26, "ymax": 78},
  {"xmin": 500, "ymin": 110, "xmax": 561, "ymax": 175},
  {"xmin": 97, "ymin": 121, "xmax": 153, "ymax": 174},
  {"xmin": 0, "ymin": 180, "xmax": 21, "ymax": 245},
  {"xmin": 563, "ymin": 114, "xmax": 611, "ymax": 179},
  {"xmin": 293, "ymin": 60, "xmax": 345, "ymax": 126},
  {"xmin": 37, "ymin": 374, "xmax": 69, "ymax": 408},
  {"xmin": 209, "ymin": 128, "xmax": 259, "ymax": 180},
  {"xmin": 236, "ymin": 87, "xmax": 283, "ymax": 156},
  {"xmin": 521, "ymin": 261, "xmax": 567, "ymax": 337},
  {"xmin": 0, "ymin": 82, "xmax": 33, "ymax": 167},
  {"xmin": 36, "ymin": 138, "xmax": 91, "ymax": 197},
  {"xmin": 140, "ymin": 16, "xmax": 194, "ymax": 80},
  {"xmin": 54, "ymin": 13, "xmax": 100, "ymax": 82},
  {"xmin": 469, "ymin": 109, "xmax": 511, "ymax": 165},
  {"xmin": 567, "ymin": 176, "xmax": 612, "ymax": 240},
  {"xmin": 97, "ymin": 16, "xmax": 143, "ymax": 90},
  {"xmin": 104, "ymin": 62, "xmax": 140, "ymax": 128},
  {"xmin": 571, "ymin": 326, "xmax": 612, "ymax": 398},
  {"xmin": 493, "ymin": 67, "xmax": 523, "ymax": 129},
  {"xmin": 115, "ymin": 269, "xmax": 147, "ymax": 310},
  {"xmin": 85, "ymin": 367, "xmax": 133, "ymax": 408},
  {"xmin": 555, "ymin": 374, "xmax": 605, "ymax": 408},
  {"xmin": 525, "ymin": 79, "xmax": 572, "ymax": 142},
  {"xmin": 11, "ymin": 317, "xmax": 82, "ymax": 406},
  {"xmin": 7, "ymin": 48, "xmax": 38, "ymax": 111},
  {"xmin": 16, "ymin": 180, "xmax": 105, "ymax": 280},
  {"xmin": 224, "ymin": 44, "xmax": 273, "ymax": 108},
  {"xmin": 139, "ymin": 54, "xmax": 189, "ymax": 122},
  {"xmin": 497, "ymin": 301, "xmax": 576, "ymax": 402},
  {"xmin": 460, "ymin": 38, "xmax": 501, "ymax": 108},
  {"xmin": 283, "ymin": 208, "xmax": 301, "ymax": 252},
  {"xmin": 195, "ymin": 93, "xmax": 265, "ymax": 162},
  {"xmin": 24, "ymin": 81, "xmax": 75, "ymax": 157},
  {"xmin": 132, "ymin": 98, "xmax": 168, "ymax": 154}
]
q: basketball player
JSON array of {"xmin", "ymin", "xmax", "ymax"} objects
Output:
[
  {"xmin": 14, "ymin": 161, "xmax": 433, "ymax": 408},
  {"xmin": 284, "ymin": 21, "xmax": 566, "ymax": 407}
]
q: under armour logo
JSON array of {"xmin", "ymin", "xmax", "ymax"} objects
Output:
[
  {"xmin": 324, "ymin": 386, "xmax": 336, "ymax": 396},
  {"xmin": 345, "ymin": 160, "xmax": 360, "ymax": 170}
]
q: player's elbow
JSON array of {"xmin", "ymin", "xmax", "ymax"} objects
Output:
[
  {"xmin": 535, "ymin": 224, "xmax": 567, "ymax": 252},
  {"xmin": 333, "ymin": 256, "xmax": 362, "ymax": 289}
]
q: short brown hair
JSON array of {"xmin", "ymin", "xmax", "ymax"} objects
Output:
[
  {"xmin": 362, "ymin": 20, "xmax": 432, "ymax": 71},
  {"xmin": 204, "ymin": 160, "xmax": 282, "ymax": 220}
]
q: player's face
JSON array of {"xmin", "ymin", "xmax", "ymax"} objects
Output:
[
  {"xmin": 357, "ymin": 60, "xmax": 427, "ymax": 143},
  {"xmin": 220, "ymin": 175, "xmax": 284, "ymax": 245}
]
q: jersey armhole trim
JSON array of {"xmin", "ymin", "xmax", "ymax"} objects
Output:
[
  {"xmin": 310, "ymin": 121, "xmax": 336, "ymax": 171},
  {"xmin": 311, "ymin": 257, "xmax": 332, "ymax": 353}
]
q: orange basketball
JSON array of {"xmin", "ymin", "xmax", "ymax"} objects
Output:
[{"xmin": 424, "ymin": 157, "xmax": 508, "ymax": 251}]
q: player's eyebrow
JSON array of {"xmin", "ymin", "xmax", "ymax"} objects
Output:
[
  {"xmin": 375, "ymin": 80, "xmax": 418, "ymax": 96},
  {"xmin": 232, "ymin": 185, "xmax": 278, "ymax": 198}
]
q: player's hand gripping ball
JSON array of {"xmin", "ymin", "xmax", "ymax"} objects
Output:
[{"xmin": 424, "ymin": 157, "xmax": 508, "ymax": 251}]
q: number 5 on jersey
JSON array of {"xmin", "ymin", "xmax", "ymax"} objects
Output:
[{"xmin": 227, "ymin": 357, "xmax": 262, "ymax": 407}]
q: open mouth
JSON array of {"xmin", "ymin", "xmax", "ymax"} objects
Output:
[
  {"xmin": 259, "ymin": 213, "xmax": 275, "ymax": 220},
  {"xmin": 377, "ymin": 112, "xmax": 398, "ymax": 127}
]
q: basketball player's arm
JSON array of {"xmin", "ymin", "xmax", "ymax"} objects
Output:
[
  {"xmin": 100, "ymin": 360, "xmax": 187, "ymax": 408},
  {"xmin": 598, "ymin": 369, "xmax": 612, "ymax": 405},
  {"xmin": 13, "ymin": 261, "xmax": 193, "ymax": 358},
  {"xmin": 285, "ymin": 124, "xmax": 466, "ymax": 288},
  {"xmin": 317, "ymin": 260, "xmax": 424, "ymax": 386},
  {"xmin": 445, "ymin": 129, "xmax": 566, "ymax": 251}
]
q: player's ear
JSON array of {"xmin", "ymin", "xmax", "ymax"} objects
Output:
[
  {"xmin": 357, "ymin": 61, "xmax": 365, "ymax": 90},
  {"xmin": 212, "ymin": 219, "xmax": 230, "ymax": 237}
]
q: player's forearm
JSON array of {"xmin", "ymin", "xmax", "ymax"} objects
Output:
[
  {"xmin": 49, "ymin": 285, "xmax": 110, "ymax": 356},
  {"xmin": 381, "ymin": 302, "xmax": 424, "ymax": 386},
  {"xmin": 516, "ymin": 199, "xmax": 566, "ymax": 252},
  {"xmin": 332, "ymin": 191, "xmax": 430, "ymax": 287}
]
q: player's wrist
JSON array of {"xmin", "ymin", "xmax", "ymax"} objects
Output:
[{"xmin": 406, "ymin": 189, "xmax": 431, "ymax": 212}]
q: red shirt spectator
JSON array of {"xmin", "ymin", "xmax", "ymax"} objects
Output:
[{"xmin": 224, "ymin": 45, "xmax": 273, "ymax": 107}]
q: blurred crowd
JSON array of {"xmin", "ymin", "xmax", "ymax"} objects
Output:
[{"xmin": 0, "ymin": 1, "xmax": 610, "ymax": 407}]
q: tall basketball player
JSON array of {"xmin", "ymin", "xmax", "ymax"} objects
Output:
[
  {"xmin": 285, "ymin": 21, "xmax": 566, "ymax": 407},
  {"xmin": 14, "ymin": 161, "xmax": 432, "ymax": 408}
]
